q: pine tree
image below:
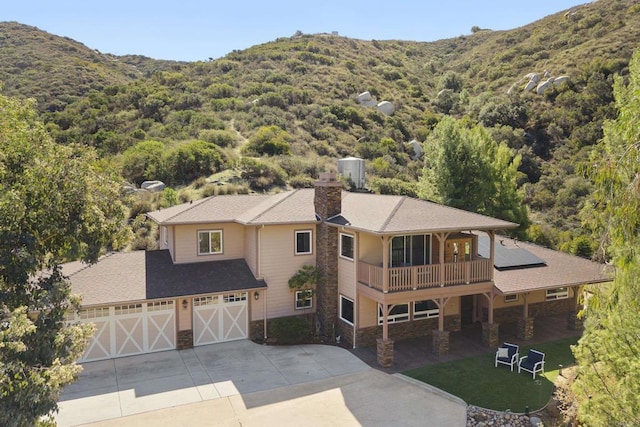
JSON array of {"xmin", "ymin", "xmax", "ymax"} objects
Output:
[{"xmin": 572, "ymin": 50, "xmax": 640, "ymax": 426}]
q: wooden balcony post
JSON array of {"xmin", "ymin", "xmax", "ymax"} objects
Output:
[
  {"xmin": 382, "ymin": 303, "xmax": 389, "ymax": 340},
  {"xmin": 488, "ymin": 231, "xmax": 495, "ymax": 281},
  {"xmin": 382, "ymin": 236, "xmax": 390, "ymax": 293}
]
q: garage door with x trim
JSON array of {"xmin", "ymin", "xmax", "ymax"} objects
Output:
[
  {"xmin": 193, "ymin": 292, "xmax": 248, "ymax": 346},
  {"xmin": 70, "ymin": 300, "xmax": 176, "ymax": 362}
]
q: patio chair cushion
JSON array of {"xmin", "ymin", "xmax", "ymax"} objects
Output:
[
  {"xmin": 497, "ymin": 347, "xmax": 509, "ymax": 359},
  {"xmin": 521, "ymin": 352, "xmax": 543, "ymax": 370}
]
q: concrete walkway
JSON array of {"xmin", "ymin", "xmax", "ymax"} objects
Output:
[{"xmin": 56, "ymin": 340, "xmax": 466, "ymax": 426}]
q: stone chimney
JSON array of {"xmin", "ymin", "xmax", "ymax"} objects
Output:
[
  {"xmin": 314, "ymin": 172, "xmax": 342, "ymax": 342},
  {"xmin": 314, "ymin": 172, "xmax": 342, "ymax": 220}
]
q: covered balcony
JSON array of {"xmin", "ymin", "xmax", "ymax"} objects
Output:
[
  {"xmin": 355, "ymin": 231, "xmax": 496, "ymax": 295},
  {"xmin": 357, "ymin": 258, "xmax": 493, "ymax": 293}
]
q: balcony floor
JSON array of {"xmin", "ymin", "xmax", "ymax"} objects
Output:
[{"xmin": 348, "ymin": 314, "xmax": 580, "ymax": 374}]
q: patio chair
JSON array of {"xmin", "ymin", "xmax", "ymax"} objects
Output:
[
  {"xmin": 494, "ymin": 342, "xmax": 519, "ymax": 371},
  {"xmin": 518, "ymin": 349, "xmax": 545, "ymax": 379}
]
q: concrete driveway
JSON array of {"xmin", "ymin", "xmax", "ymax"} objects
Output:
[{"xmin": 56, "ymin": 340, "xmax": 466, "ymax": 426}]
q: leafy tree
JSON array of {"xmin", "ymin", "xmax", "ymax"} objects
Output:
[
  {"xmin": 121, "ymin": 140, "xmax": 165, "ymax": 185},
  {"xmin": 571, "ymin": 50, "xmax": 640, "ymax": 426},
  {"xmin": 0, "ymin": 93, "xmax": 130, "ymax": 426},
  {"xmin": 418, "ymin": 116, "xmax": 528, "ymax": 235},
  {"xmin": 238, "ymin": 157, "xmax": 287, "ymax": 191},
  {"xmin": 164, "ymin": 140, "xmax": 226, "ymax": 184},
  {"xmin": 243, "ymin": 125, "xmax": 292, "ymax": 156}
]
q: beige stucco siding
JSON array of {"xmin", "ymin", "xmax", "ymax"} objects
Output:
[
  {"xmin": 177, "ymin": 297, "xmax": 192, "ymax": 331},
  {"xmin": 173, "ymin": 223, "xmax": 245, "ymax": 264},
  {"xmin": 444, "ymin": 297, "xmax": 459, "ymax": 315},
  {"xmin": 338, "ymin": 257, "xmax": 356, "ymax": 300},
  {"xmin": 359, "ymin": 233, "xmax": 382, "ymax": 265},
  {"xmin": 251, "ymin": 290, "xmax": 265, "ymax": 320},
  {"xmin": 259, "ymin": 224, "xmax": 317, "ymax": 319},
  {"xmin": 490, "ymin": 287, "xmax": 574, "ymax": 310},
  {"xmin": 359, "ymin": 295, "xmax": 378, "ymax": 327},
  {"xmin": 244, "ymin": 226, "xmax": 258, "ymax": 277},
  {"xmin": 159, "ymin": 225, "xmax": 176, "ymax": 261}
]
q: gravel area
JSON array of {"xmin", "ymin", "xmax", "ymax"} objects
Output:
[{"xmin": 467, "ymin": 405, "xmax": 543, "ymax": 426}]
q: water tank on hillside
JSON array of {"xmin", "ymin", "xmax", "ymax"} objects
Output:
[{"xmin": 338, "ymin": 157, "xmax": 366, "ymax": 189}]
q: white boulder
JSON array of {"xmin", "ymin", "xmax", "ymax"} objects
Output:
[{"xmin": 376, "ymin": 101, "xmax": 395, "ymax": 115}]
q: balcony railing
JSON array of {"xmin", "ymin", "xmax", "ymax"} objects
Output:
[{"xmin": 357, "ymin": 259, "xmax": 493, "ymax": 293}]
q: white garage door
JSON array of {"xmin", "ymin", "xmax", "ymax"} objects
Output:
[
  {"xmin": 70, "ymin": 300, "xmax": 176, "ymax": 362},
  {"xmin": 193, "ymin": 292, "xmax": 248, "ymax": 346}
]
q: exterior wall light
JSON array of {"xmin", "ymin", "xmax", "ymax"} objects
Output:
[
  {"xmin": 182, "ymin": 299, "xmax": 188, "ymax": 310},
  {"xmin": 254, "ymin": 291, "xmax": 260, "ymax": 301}
]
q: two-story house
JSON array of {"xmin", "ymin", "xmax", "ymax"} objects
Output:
[{"xmin": 64, "ymin": 173, "xmax": 609, "ymax": 367}]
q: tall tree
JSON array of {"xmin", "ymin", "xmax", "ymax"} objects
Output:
[
  {"xmin": 0, "ymin": 93, "xmax": 130, "ymax": 426},
  {"xmin": 418, "ymin": 116, "xmax": 529, "ymax": 235},
  {"xmin": 572, "ymin": 50, "xmax": 640, "ymax": 426}
]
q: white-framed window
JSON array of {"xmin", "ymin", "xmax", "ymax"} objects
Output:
[
  {"xmin": 223, "ymin": 292, "xmax": 247, "ymax": 303},
  {"xmin": 148, "ymin": 300, "xmax": 174, "ymax": 311},
  {"xmin": 78, "ymin": 307, "xmax": 110, "ymax": 320},
  {"xmin": 194, "ymin": 295, "xmax": 217, "ymax": 306},
  {"xmin": 295, "ymin": 290, "xmax": 313, "ymax": 309},
  {"xmin": 340, "ymin": 295, "xmax": 354, "ymax": 325},
  {"xmin": 340, "ymin": 233, "xmax": 354, "ymax": 260},
  {"xmin": 114, "ymin": 304, "xmax": 143, "ymax": 315},
  {"xmin": 295, "ymin": 230, "xmax": 312, "ymax": 255},
  {"xmin": 546, "ymin": 287, "xmax": 569, "ymax": 300},
  {"xmin": 413, "ymin": 300, "xmax": 439, "ymax": 319},
  {"xmin": 378, "ymin": 303, "xmax": 409, "ymax": 324},
  {"xmin": 198, "ymin": 230, "xmax": 223, "ymax": 255},
  {"xmin": 504, "ymin": 294, "xmax": 519, "ymax": 303}
]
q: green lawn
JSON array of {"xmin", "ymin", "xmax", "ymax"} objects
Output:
[{"xmin": 403, "ymin": 336, "xmax": 578, "ymax": 412}]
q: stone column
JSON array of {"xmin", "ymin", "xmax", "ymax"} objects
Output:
[
  {"xmin": 177, "ymin": 330, "xmax": 193, "ymax": 350},
  {"xmin": 432, "ymin": 330, "xmax": 450, "ymax": 356},
  {"xmin": 482, "ymin": 322, "xmax": 499, "ymax": 348},
  {"xmin": 377, "ymin": 338, "xmax": 394, "ymax": 367},
  {"xmin": 567, "ymin": 311, "xmax": 583, "ymax": 331},
  {"xmin": 518, "ymin": 317, "xmax": 535, "ymax": 340}
]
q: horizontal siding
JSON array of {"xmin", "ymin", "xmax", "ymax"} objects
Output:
[
  {"xmin": 359, "ymin": 233, "xmax": 381, "ymax": 265},
  {"xmin": 260, "ymin": 224, "xmax": 316, "ymax": 319},
  {"xmin": 338, "ymin": 257, "xmax": 356, "ymax": 300},
  {"xmin": 173, "ymin": 223, "xmax": 245, "ymax": 264},
  {"xmin": 244, "ymin": 226, "xmax": 258, "ymax": 277}
]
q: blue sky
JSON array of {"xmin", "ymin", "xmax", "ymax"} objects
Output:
[{"xmin": 5, "ymin": 1, "xmax": 588, "ymax": 62}]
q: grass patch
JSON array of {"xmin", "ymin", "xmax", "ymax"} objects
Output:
[{"xmin": 403, "ymin": 336, "xmax": 578, "ymax": 412}]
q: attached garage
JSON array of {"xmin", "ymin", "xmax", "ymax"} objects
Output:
[
  {"xmin": 193, "ymin": 292, "xmax": 248, "ymax": 346},
  {"xmin": 69, "ymin": 300, "xmax": 176, "ymax": 362},
  {"xmin": 64, "ymin": 250, "xmax": 266, "ymax": 359}
]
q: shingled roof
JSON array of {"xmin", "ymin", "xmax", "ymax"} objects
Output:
[
  {"xmin": 63, "ymin": 250, "xmax": 266, "ymax": 306},
  {"xmin": 492, "ymin": 238, "xmax": 611, "ymax": 294},
  {"xmin": 147, "ymin": 189, "xmax": 517, "ymax": 234}
]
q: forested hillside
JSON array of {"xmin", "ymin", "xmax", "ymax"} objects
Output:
[{"xmin": 1, "ymin": 0, "xmax": 639, "ymax": 255}]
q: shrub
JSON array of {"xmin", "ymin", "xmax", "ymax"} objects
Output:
[
  {"xmin": 242, "ymin": 125, "xmax": 292, "ymax": 156},
  {"xmin": 270, "ymin": 316, "xmax": 312, "ymax": 344},
  {"xmin": 238, "ymin": 157, "xmax": 287, "ymax": 191}
]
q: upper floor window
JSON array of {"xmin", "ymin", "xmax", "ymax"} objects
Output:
[
  {"xmin": 340, "ymin": 233, "xmax": 354, "ymax": 260},
  {"xmin": 295, "ymin": 230, "xmax": 312, "ymax": 255},
  {"xmin": 546, "ymin": 287, "xmax": 568, "ymax": 301},
  {"xmin": 198, "ymin": 230, "xmax": 223, "ymax": 255},
  {"xmin": 391, "ymin": 234, "xmax": 431, "ymax": 267}
]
